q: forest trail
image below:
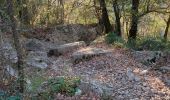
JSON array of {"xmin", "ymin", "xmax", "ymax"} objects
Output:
[
  {"xmin": 42, "ymin": 41, "xmax": 170, "ymax": 99},
  {"xmin": 0, "ymin": 31, "xmax": 170, "ymax": 99}
]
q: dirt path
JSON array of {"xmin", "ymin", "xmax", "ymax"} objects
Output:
[{"xmin": 47, "ymin": 45, "xmax": 170, "ymax": 100}]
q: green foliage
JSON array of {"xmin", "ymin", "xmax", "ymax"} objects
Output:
[
  {"xmin": 106, "ymin": 32, "xmax": 126, "ymax": 48},
  {"xmin": 28, "ymin": 76, "xmax": 46, "ymax": 92},
  {"xmin": 48, "ymin": 77, "xmax": 81, "ymax": 96},
  {"xmin": 135, "ymin": 37, "xmax": 170, "ymax": 51},
  {"xmin": 106, "ymin": 32, "xmax": 124, "ymax": 44},
  {"xmin": 106, "ymin": 33, "xmax": 170, "ymax": 51},
  {"xmin": 31, "ymin": 77, "xmax": 81, "ymax": 99}
]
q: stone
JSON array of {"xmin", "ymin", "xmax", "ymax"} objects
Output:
[
  {"xmin": 25, "ymin": 39, "xmax": 45, "ymax": 51},
  {"xmin": 75, "ymin": 89, "xmax": 82, "ymax": 96},
  {"xmin": 48, "ymin": 41, "xmax": 86, "ymax": 57},
  {"xmin": 90, "ymin": 80, "xmax": 113, "ymax": 95},
  {"xmin": 0, "ymin": 42, "xmax": 18, "ymax": 63},
  {"xmin": 165, "ymin": 79, "xmax": 170, "ymax": 85},
  {"xmin": 72, "ymin": 47, "xmax": 112, "ymax": 63},
  {"xmin": 26, "ymin": 51, "xmax": 49, "ymax": 69},
  {"xmin": 5, "ymin": 65, "xmax": 18, "ymax": 78},
  {"xmin": 132, "ymin": 51, "xmax": 163, "ymax": 65},
  {"xmin": 127, "ymin": 68, "xmax": 135, "ymax": 81},
  {"xmin": 78, "ymin": 81, "xmax": 92, "ymax": 94},
  {"xmin": 127, "ymin": 68, "xmax": 140, "ymax": 82},
  {"xmin": 134, "ymin": 76, "xmax": 141, "ymax": 82},
  {"xmin": 159, "ymin": 66, "xmax": 170, "ymax": 72},
  {"xmin": 140, "ymin": 70, "xmax": 149, "ymax": 75}
]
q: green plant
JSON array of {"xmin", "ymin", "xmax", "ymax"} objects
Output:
[
  {"xmin": 106, "ymin": 32, "xmax": 126, "ymax": 48},
  {"xmin": 106, "ymin": 32, "xmax": 121, "ymax": 44},
  {"xmin": 134, "ymin": 37, "xmax": 170, "ymax": 51},
  {"xmin": 48, "ymin": 77, "xmax": 81, "ymax": 96}
]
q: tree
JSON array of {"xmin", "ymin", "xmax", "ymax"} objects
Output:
[
  {"xmin": 128, "ymin": 0, "xmax": 140, "ymax": 40},
  {"xmin": 17, "ymin": 0, "xmax": 30, "ymax": 25},
  {"xmin": 164, "ymin": 15, "xmax": 170, "ymax": 40},
  {"xmin": 99, "ymin": 0, "xmax": 112, "ymax": 33},
  {"xmin": 112, "ymin": 0, "xmax": 121, "ymax": 36},
  {"xmin": 6, "ymin": 0, "xmax": 25, "ymax": 93}
]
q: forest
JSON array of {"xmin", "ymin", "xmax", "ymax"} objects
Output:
[{"xmin": 0, "ymin": 0, "xmax": 170, "ymax": 99}]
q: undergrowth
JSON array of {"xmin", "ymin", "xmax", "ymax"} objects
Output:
[
  {"xmin": 31, "ymin": 76, "xmax": 81, "ymax": 99},
  {"xmin": 106, "ymin": 33, "xmax": 170, "ymax": 51}
]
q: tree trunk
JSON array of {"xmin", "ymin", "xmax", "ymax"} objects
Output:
[
  {"xmin": 17, "ymin": 0, "xmax": 30, "ymax": 25},
  {"xmin": 6, "ymin": 0, "xmax": 25, "ymax": 93},
  {"xmin": 128, "ymin": 0, "xmax": 140, "ymax": 40},
  {"xmin": 113, "ymin": 0, "xmax": 121, "ymax": 36},
  {"xmin": 164, "ymin": 15, "xmax": 170, "ymax": 41},
  {"xmin": 99, "ymin": 0, "xmax": 112, "ymax": 33}
]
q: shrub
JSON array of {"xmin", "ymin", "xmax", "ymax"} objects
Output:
[
  {"xmin": 106, "ymin": 32, "xmax": 121, "ymax": 43},
  {"xmin": 48, "ymin": 77, "xmax": 81, "ymax": 96},
  {"xmin": 31, "ymin": 76, "xmax": 81, "ymax": 99},
  {"xmin": 135, "ymin": 37, "xmax": 170, "ymax": 51},
  {"xmin": 106, "ymin": 32, "xmax": 125, "ymax": 48}
]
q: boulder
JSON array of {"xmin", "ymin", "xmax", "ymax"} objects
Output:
[
  {"xmin": 159, "ymin": 66, "xmax": 170, "ymax": 72},
  {"xmin": 25, "ymin": 39, "xmax": 45, "ymax": 51},
  {"xmin": 79, "ymin": 28, "xmax": 97, "ymax": 44},
  {"xmin": 78, "ymin": 80, "xmax": 113, "ymax": 96},
  {"xmin": 0, "ymin": 42, "xmax": 18, "ymax": 64},
  {"xmin": 45, "ymin": 24, "xmax": 98, "ymax": 44},
  {"xmin": 5, "ymin": 65, "xmax": 18, "ymax": 78},
  {"xmin": 127, "ymin": 68, "xmax": 140, "ymax": 82},
  {"xmin": 72, "ymin": 47, "xmax": 112, "ymax": 63},
  {"xmin": 26, "ymin": 51, "xmax": 50, "ymax": 69},
  {"xmin": 48, "ymin": 41, "xmax": 86, "ymax": 57},
  {"xmin": 24, "ymin": 38, "xmax": 60, "ymax": 52},
  {"xmin": 132, "ymin": 51, "xmax": 163, "ymax": 65}
]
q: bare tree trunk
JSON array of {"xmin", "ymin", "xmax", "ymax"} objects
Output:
[
  {"xmin": 99, "ymin": 0, "xmax": 112, "ymax": 33},
  {"xmin": 113, "ymin": 0, "xmax": 121, "ymax": 36},
  {"xmin": 6, "ymin": 0, "xmax": 25, "ymax": 93},
  {"xmin": 58, "ymin": 0, "xmax": 64, "ymax": 24},
  {"xmin": 17, "ymin": 0, "xmax": 30, "ymax": 25},
  {"xmin": 164, "ymin": 15, "xmax": 170, "ymax": 41},
  {"xmin": 46, "ymin": 0, "xmax": 50, "ymax": 26},
  {"xmin": 128, "ymin": 0, "xmax": 140, "ymax": 40}
]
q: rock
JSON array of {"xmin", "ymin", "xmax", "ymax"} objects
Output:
[
  {"xmin": 48, "ymin": 41, "xmax": 86, "ymax": 57},
  {"xmin": 79, "ymin": 28, "xmax": 97, "ymax": 44},
  {"xmin": 134, "ymin": 76, "xmax": 141, "ymax": 82},
  {"xmin": 26, "ymin": 51, "xmax": 49, "ymax": 69},
  {"xmin": 78, "ymin": 82, "xmax": 92, "ymax": 94},
  {"xmin": 75, "ymin": 88, "xmax": 82, "ymax": 96},
  {"xmin": 26, "ymin": 79, "xmax": 32, "ymax": 91},
  {"xmin": 159, "ymin": 66, "xmax": 170, "ymax": 72},
  {"xmin": 72, "ymin": 47, "xmax": 112, "ymax": 63},
  {"xmin": 5, "ymin": 65, "xmax": 18, "ymax": 78},
  {"xmin": 132, "ymin": 51, "xmax": 163, "ymax": 65},
  {"xmin": 140, "ymin": 69, "xmax": 149, "ymax": 75},
  {"xmin": 45, "ymin": 24, "xmax": 98, "ymax": 44},
  {"xmin": 0, "ymin": 42, "xmax": 18, "ymax": 78},
  {"xmin": 90, "ymin": 80, "xmax": 113, "ymax": 95},
  {"xmin": 127, "ymin": 68, "xmax": 140, "ymax": 82},
  {"xmin": 165, "ymin": 79, "xmax": 170, "ymax": 85},
  {"xmin": 0, "ymin": 42, "xmax": 18, "ymax": 63},
  {"xmin": 127, "ymin": 68, "xmax": 135, "ymax": 81},
  {"xmin": 79, "ymin": 80, "xmax": 113, "ymax": 96},
  {"xmin": 25, "ymin": 39, "xmax": 45, "ymax": 51},
  {"xmin": 0, "ymin": 89, "xmax": 6, "ymax": 97}
]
